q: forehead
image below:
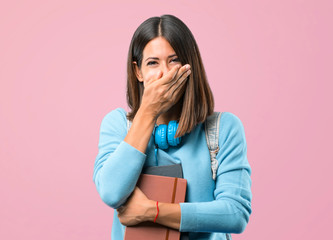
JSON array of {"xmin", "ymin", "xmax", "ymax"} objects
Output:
[{"xmin": 143, "ymin": 37, "xmax": 176, "ymax": 58}]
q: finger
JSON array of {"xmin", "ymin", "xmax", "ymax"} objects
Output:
[
  {"xmin": 155, "ymin": 70, "xmax": 163, "ymax": 81},
  {"xmin": 168, "ymin": 69, "xmax": 191, "ymax": 100},
  {"xmin": 173, "ymin": 64, "xmax": 190, "ymax": 80},
  {"xmin": 146, "ymin": 70, "xmax": 163, "ymax": 84},
  {"xmin": 117, "ymin": 206, "xmax": 125, "ymax": 214},
  {"xmin": 163, "ymin": 64, "xmax": 191, "ymax": 88},
  {"xmin": 165, "ymin": 66, "xmax": 190, "ymax": 92},
  {"xmin": 156, "ymin": 65, "xmax": 181, "ymax": 84},
  {"xmin": 166, "ymin": 67, "xmax": 191, "ymax": 93}
]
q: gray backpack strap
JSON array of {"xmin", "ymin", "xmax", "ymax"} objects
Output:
[
  {"xmin": 127, "ymin": 118, "xmax": 132, "ymax": 132},
  {"xmin": 205, "ymin": 112, "xmax": 232, "ymax": 239},
  {"xmin": 205, "ymin": 112, "xmax": 222, "ymax": 180}
]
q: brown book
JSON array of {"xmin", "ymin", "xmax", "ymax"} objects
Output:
[{"xmin": 124, "ymin": 174, "xmax": 187, "ymax": 240}]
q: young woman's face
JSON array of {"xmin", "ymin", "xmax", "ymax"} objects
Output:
[{"xmin": 134, "ymin": 37, "xmax": 182, "ymax": 84}]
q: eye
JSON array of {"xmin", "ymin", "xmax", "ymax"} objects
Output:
[
  {"xmin": 171, "ymin": 58, "xmax": 180, "ymax": 63},
  {"xmin": 147, "ymin": 61, "xmax": 158, "ymax": 66}
]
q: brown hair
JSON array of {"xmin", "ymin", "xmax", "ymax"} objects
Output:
[{"xmin": 126, "ymin": 15, "xmax": 214, "ymax": 137}]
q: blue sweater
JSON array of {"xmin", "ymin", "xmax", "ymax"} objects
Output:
[{"xmin": 93, "ymin": 108, "xmax": 252, "ymax": 240}]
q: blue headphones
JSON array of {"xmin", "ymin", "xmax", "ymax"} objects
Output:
[{"xmin": 154, "ymin": 120, "xmax": 182, "ymax": 150}]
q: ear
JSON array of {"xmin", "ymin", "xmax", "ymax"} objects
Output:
[{"xmin": 133, "ymin": 61, "xmax": 143, "ymax": 82}]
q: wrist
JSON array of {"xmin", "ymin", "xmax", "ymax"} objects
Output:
[
  {"xmin": 136, "ymin": 106, "xmax": 157, "ymax": 123},
  {"xmin": 145, "ymin": 200, "xmax": 158, "ymax": 222}
]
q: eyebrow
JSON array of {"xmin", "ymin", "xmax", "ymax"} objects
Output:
[{"xmin": 144, "ymin": 54, "xmax": 177, "ymax": 62}]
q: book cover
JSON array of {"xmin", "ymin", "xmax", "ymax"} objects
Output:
[{"xmin": 124, "ymin": 174, "xmax": 187, "ymax": 240}]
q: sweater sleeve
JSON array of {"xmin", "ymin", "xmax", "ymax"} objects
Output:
[
  {"xmin": 179, "ymin": 112, "xmax": 252, "ymax": 233},
  {"xmin": 92, "ymin": 108, "xmax": 147, "ymax": 209}
]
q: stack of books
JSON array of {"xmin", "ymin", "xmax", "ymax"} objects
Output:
[{"xmin": 124, "ymin": 164, "xmax": 187, "ymax": 240}]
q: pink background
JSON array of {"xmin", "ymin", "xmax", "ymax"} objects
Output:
[{"xmin": 1, "ymin": 1, "xmax": 332, "ymax": 239}]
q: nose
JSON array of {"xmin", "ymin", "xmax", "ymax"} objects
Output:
[{"xmin": 160, "ymin": 62, "xmax": 171, "ymax": 76}]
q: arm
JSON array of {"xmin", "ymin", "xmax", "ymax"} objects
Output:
[
  {"xmin": 92, "ymin": 108, "xmax": 149, "ymax": 209},
  {"xmin": 117, "ymin": 113, "xmax": 252, "ymax": 233},
  {"xmin": 93, "ymin": 64, "xmax": 191, "ymax": 209},
  {"xmin": 179, "ymin": 113, "xmax": 252, "ymax": 233},
  {"xmin": 117, "ymin": 187, "xmax": 181, "ymax": 230}
]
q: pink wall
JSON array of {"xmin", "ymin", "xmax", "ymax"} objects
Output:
[{"xmin": 1, "ymin": 1, "xmax": 332, "ymax": 239}]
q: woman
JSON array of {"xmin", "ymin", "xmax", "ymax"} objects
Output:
[{"xmin": 93, "ymin": 15, "xmax": 252, "ymax": 240}]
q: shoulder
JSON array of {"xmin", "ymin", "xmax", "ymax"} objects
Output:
[
  {"xmin": 100, "ymin": 108, "xmax": 128, "ymax": 138},
  {"xmin": 102, "ymin": 107, "xmax": 127, "ymax": 122},
  {"xmin": 215, "ymin": 112, "xmax": 249, "ymax": 171},
  {"xmin": 220, "ymin": 112, "xmax": 244, "ymax": 131},
  {"xmin": 218, "ymin": 112, "xmax": 246, "ymax": 146}
]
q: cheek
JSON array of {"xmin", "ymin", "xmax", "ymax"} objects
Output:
[{"xmin": 142, "ymin": 69, "xmax": 161, "ymax": 81}]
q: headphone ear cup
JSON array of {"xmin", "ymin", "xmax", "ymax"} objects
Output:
[
  {"xmin": 155, "ymin": 124, "xmax": 168, "ymax": 149},
  {"xmin": 167, "ymin": 120, "xmax": 181, "ymax": 147}
]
